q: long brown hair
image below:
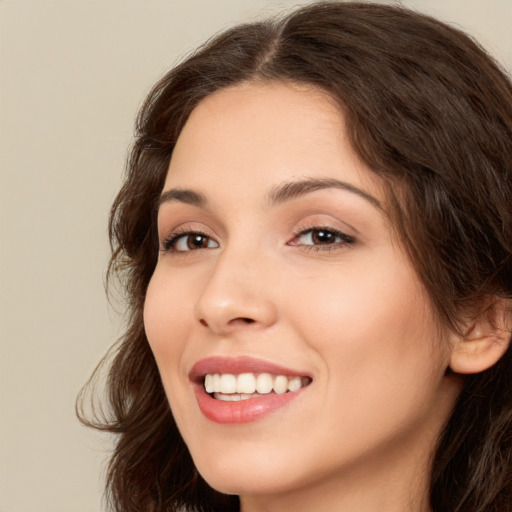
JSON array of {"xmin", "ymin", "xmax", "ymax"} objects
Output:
[{"xmin": 78, "ymin": 2, "xmax": 512, "ymax": 511}]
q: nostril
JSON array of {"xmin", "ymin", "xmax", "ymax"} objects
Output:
[
  {"xmin": 198, "ymin": 316, "xmax": 257, "ymax": 330},
  {"xmin": 228, "ymin": 317, "xmax": 256, "ymax": 326}
]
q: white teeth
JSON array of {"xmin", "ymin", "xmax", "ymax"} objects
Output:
[
  {"xmin": 214, "ymin": 393, "xmax": 262, "ymax": 401},
  {"xmin": 287, "ymin": 376, "xmax": 302, "ymax": 392},
  {"xmin": 212, "ymin": 373, "xmax": 221, "ymax": 392},
  {"xmin": 219, "ymin": 373, "xmax": 237, "ymax": 393},
  {"xmin": 203, "ymin": 372, "xmax": 310, "ymax": 396},
  {"xmin": 204, "ymin": 374, "xmax": 213, "ymax": 393},
  {"xmin": 273, "ymin": 375, "xmax": 288, "ymax": 394},
  {"xmin": 236, "ymin": 373, "xmax": 256, "ymax": 394},
  {"xmin": 256, "ymin": 373, "xmax": 273, "ymax": 394}
]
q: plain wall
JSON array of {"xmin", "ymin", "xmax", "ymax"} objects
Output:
[{"xmin": 1, "ymin": 1, "xmax": 510, "ymax": 511}]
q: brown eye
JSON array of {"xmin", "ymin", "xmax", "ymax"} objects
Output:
[
  {"xmin": 310, "ymin": 230, "xmax": 337, "ymax": 244},
  {"xmin": 295, "ymin": 228, "xmax": 353, "ymax": 247},
  {"xmin": 187, "ymin": 234, "xmax": 211, "ymax": 249},
  {"xmin": 163, "ymin": 232, "xmax": 219, "ymax": 252}
]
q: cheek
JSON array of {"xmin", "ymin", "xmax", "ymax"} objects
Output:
[
  {"xmin": 285, "ymin": 254, "xmax": 446, "ymax": 395},
  {"xmin": 281, "ymin": 262, "xmax": 450, "ymax": 459},
  {"xmin": 143, "ymin": 270, "xmax": 192, "ymax": 371}
]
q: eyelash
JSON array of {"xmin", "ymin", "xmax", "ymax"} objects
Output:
[
  {"xmin": 290, "ymin": 225, "xmax": 356, "ymax": 252},
  {"xmin": 161, "ymin": 227, "xmax": 215, "ymax": 253},
  {"xmin": 160, "ymin": 226, "xmax": 356, "ymax": 254}
]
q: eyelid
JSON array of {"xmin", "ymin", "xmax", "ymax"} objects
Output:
[
  {"xmin": 159, "ymin": 223, "xmax": 220, "ymax": 253},
  {"xmin": 288, "ymin": 221, "xmax": 357, "ymax": 251}
]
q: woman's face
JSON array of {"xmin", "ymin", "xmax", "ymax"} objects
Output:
[{"xmin": 144, "ymin": 82, "xmax": 460, "ymax": 503}]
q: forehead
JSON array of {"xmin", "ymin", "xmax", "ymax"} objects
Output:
[{"xmin": 164, "ymin": 81, "xmax": 383, "ymax": 204}]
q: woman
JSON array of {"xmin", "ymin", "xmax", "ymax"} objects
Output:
[{"xmin": 79, "ymin": 2, "xmax": 512, "ymax": 511}]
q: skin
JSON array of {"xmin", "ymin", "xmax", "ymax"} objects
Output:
[{"xmin": 144, "ymin": 81, "xmax": 463, "ymax": 512}]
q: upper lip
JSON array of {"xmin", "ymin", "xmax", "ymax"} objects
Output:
[{"xmin": 189, "ymin": 356, "xmax": 311, "ymax": 383}]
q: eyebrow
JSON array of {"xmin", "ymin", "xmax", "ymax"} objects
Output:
[
  {"xmin": 158, "ymin": 178, "xmax": 382, "ymax": 210},
  {"xmin": 268, "ymin": 178, "xmax": 382, "ymax": 209},
  {"xmin": 158, "ymin": 188, "xmax": 207, "ymax": 209}
]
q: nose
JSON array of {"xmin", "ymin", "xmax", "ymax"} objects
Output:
[{"xmin": 194, "ymin": 246, "xmax": 278, "ymax": 335}]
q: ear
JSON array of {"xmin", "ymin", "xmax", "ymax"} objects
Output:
[{"xmin": 449, "ymin": 298, "xmax": 512, "ymax": 374}]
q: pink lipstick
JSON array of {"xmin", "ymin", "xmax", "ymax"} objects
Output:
[{"xmin": 189, "ymin": 356, "xmax": 311, "ymax": 424}]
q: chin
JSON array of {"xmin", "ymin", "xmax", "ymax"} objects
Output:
[
  {"xmin": 201, "ymin": 468, "xmax": 295, "ymax": 497},
  {"xmin": 189, "ymin": 443, "xmax": 304, "ymax": 496}
]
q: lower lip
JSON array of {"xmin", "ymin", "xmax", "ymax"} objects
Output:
[{"xmin": 193, "ymin": 384, "xmax": 305, "ymax": 424}]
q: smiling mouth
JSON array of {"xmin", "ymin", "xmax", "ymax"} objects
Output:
[
  {"xmin": 204, "ymin": 372, "xmax": 312, "ymax": 401},
  {"xmin": 190, "ymin": 357, "xmax": 312, "ymax": 423}
]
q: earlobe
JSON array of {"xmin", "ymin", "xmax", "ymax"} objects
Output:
[{"xmin": 449, "ymin": 299, "xmax": 512, "ymax": 375}]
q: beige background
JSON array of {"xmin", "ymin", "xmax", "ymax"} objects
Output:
[{"xmin": 1, "ymin": 1, "xmax": 510, "ymax": 511}]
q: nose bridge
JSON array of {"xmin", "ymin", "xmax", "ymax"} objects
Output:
[{"xmin": 194, "ymin": 239, "xmax": 277, "ymax": 333}]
